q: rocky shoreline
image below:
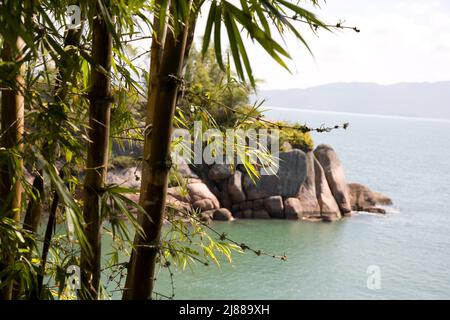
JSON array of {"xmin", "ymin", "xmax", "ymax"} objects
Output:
[{"xmin": 115, "ymin": 144, "xmax": 392, "ymax": 223}]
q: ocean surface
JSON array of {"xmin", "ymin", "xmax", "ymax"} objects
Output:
[{"xmin": 152, "ymin": 107, "xmax": 450, "ymax": 299}]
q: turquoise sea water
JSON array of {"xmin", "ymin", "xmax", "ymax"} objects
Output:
[{"xmin": 152, "ymin": 108, "xmax": 450, "ymax": 299}]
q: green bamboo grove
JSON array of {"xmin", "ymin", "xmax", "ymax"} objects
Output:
[{"xmin": 0, "ymin": 0, "xmax": 330, "ymax": 300}]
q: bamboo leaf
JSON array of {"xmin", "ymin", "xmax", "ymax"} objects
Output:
[
  {"xmin": 201, "ymin": 0, "xmax": 216, "ymax": 56},
  {"xmin": 213, "ymin": 3, "xmax": 224, "ymax": 70}
]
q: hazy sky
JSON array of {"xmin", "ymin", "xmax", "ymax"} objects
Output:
[{"xmin": 194, "ymin": 0, "xmax": 450, "ymax": 90}]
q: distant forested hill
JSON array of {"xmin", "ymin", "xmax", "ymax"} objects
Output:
[{"xmin": 257, "ymin": 82, "xmax": 450, "ymax": 119}]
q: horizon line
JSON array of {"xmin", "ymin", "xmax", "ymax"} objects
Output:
[
  {"xmin": 263, "ymin": 106, "xmax": 450, "ymax": 124},
  {"xmin": 256, "ymin": 80, "xmax": 450, "ymax": 92}
]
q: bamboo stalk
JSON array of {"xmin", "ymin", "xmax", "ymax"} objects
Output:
[
  {"xmin": 79, "ymin": 13, "xmax": 113, "ymax": 300},
  {"xmin": 0, "ymin": 36, "xmax": 25, "ymax": 300},
  {"xmin": 123, "ymin": 1, "xmax": 194, "ymax": 299}
]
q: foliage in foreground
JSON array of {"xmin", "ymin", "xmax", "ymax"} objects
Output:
[{"xmin": 0, "ymin": 0, "xmax": 346, "ymax": 299}]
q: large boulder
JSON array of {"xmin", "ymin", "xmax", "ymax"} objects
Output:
[
  {"xmin": 296, "ymin": 152, "xmax": 321, "ymax": 218},
  {"xmin": 263, "ymin": 196, "xmax": 284, "ymax": 219},
  {"xmin": 208, "ymin": 164, "xmax": 232, "ymax": 182},
  {"xmin": 348, "ymin": 183, "xmax": 392, "ymax": 213},
  {"xmin": 313, "ymin": 157, "xmax": 342, "ymax": 221},
  {"xmin": 278, "ymin": 150, "xmax": 308, "ymax": 197},
  {"xmin": 240, "ymin": 149, "xmax": 309, "ymax": 201},
  {"xmin": 284, "ymin": 198, "xmax": 303, "ymax": 220},
  {"xmin": 227, "ymin": 170, "xmax": 246, "ymax": 203},
  {"xmin": 167, "ymin": 182, "xmax": 220, "ymax": 212},
  {"xmin": 314, "ymin": 144, "xmax": 352, "ymax": 215},
  {"xmin": 213, "ymin": 208, "xmax": 235, "ymax": 221},
  {"xmin": 187, "ymin": 183, "xmax": 220, "ymax": 208},
  {"xmin": 242, "ymin": 173, "xmax": 280, "ymax": 200}
]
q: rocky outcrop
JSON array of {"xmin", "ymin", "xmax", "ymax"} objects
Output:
[
  {"xmin": 263, "ymin": 196, "xmax": 284, "ymax": 219},
  {"xmin": 348, "ymin": 183, "xmax": 392, "ymax": 213},
  {"xmin": 167, "ymin": 182, "xmax": 220, "ymax": 212},
  {"xmin": 242, "ymin": 173, "xmax": 280, "ymax": 200},
  {"xmin": 313, "ymin": 157, "xmax": 341, "ymax": 221},
  {"xmin": 284, "ymin": 198, "xmax": 303, "ymax": 220},
  {"xmin": 279, "ymin": 150, "xmax": 308, "ymax": 197},
  {"xmin": 314, "ymin": 144, "xmax": 352, "ymax": 215},
  {"xmin": 114, "ymin": 145, "xmax": 391, "ymax": 223},
  {"xmin": 296, "ymin": 152, "xmax": 321, "ymax": 219}
]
